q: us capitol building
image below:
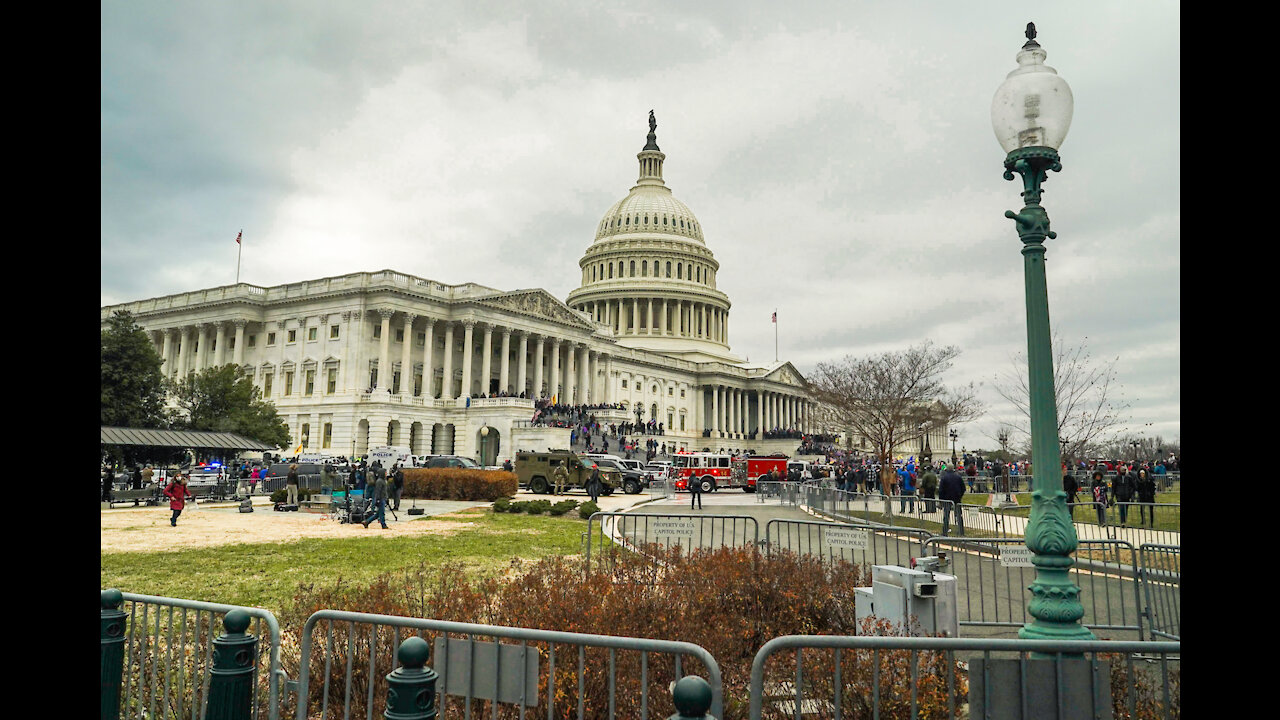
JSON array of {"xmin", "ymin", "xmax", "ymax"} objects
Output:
[{"xmin": 101, "ymin": 118, "xmax": 819, "ymax": 464}]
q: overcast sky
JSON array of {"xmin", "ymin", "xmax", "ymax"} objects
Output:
[{"xmin": 101, "ymin": 1, "xmax": 1180, "ymax": 449}]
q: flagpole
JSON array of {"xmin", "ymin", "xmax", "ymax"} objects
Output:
[
  {"xmin": 774, "ymin": 308, "xmax": 778, "ymax": 362},
  {"xmin": 235, "ymin": 229, "xmax": 243, "ymax": 284}
]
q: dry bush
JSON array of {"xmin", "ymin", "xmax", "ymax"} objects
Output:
[
  {"xmin": 276, "ymin": 547, "xmax": 973, "ymax": 718},
  {"xmin": 401, "ymin": 468, "xmax": 517, "ymax": 501}
]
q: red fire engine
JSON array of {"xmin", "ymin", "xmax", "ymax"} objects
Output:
[
  {"xmin": 737, "ymin": 454, "xmax": 790, "ymax": 492},
  {"xmin": 672, "ymin": 452, "xmax": 793, "ymax": 493},
  {"xmin": 671, "ymin": 452, "xmax": 734, "ymax": 492}
]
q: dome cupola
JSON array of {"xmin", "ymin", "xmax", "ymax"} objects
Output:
[{"xmin": 566, "ymin": 113, "xmax": 737, "ymax": 362}]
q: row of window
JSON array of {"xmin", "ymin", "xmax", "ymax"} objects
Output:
[
  {"xmin": 600, "ymin": 213, "xmax": 698, "ymax": 234},
  {"xmin": 261, "ymin": 367, "xmax": 339, "ymax": 398},
  {"xmin": 588, "ymin": 259, "xmax": 713, "ymax": 284},
  {"xmin": 294, "ymin": 421, "xmax": 334, "ymax": 450},
  {"xmin": 619, "ymin": 379, "xmax": 686, "ymax": 398}
]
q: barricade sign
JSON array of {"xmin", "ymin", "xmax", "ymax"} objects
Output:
[
  {"xmin": 652, "ymin": 518, "xmax": 698, "ymax": 538},
  {"xmin": 999, "ymin": 545, "xmax": 1034, "ymax": 567},
  {"xmin": 823, "ymin": 527, "xmax": 870, "ymax": 550}
]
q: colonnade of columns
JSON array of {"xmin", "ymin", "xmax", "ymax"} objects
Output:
[
  {"xmin": 576, "ymin": 298, "xmax": 728, "ymax": 344},
  {"xmin": 364, "ymin": 309, "xmax": 614, "ymax": 404},
  {"xmin": 153, "ymin": 319, "xmax": 252, "ymax": 381},
  {"xmin": 700, "ymin": 385, "xmax": 812, "ymax": 438}
]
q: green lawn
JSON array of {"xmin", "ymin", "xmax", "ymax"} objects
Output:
[{"xmin": 100, "ymin": 510, "xmax": 588, "ymax": 616}]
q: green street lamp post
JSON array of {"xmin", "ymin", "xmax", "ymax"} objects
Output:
[
  {"xmin": 993, "ymin": 22, "xmax": 1095, "ymax": 644},
  {"xmin": 948, "ymin": 429, "xmax": 958, "ymax": 467}
]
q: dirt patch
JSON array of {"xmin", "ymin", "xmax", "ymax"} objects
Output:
[{"xmin": 101, "ymin": 505, "xmax": 477, "ymax": 553}]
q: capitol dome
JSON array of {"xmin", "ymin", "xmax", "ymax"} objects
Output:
[{"xmin": 566, "ymin": 115, "xmax": 735, "ymax": 361}]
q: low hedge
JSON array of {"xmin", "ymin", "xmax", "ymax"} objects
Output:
[{"xmin": 401, "ymin": 468, "xmax": 517, "ymax": 502}]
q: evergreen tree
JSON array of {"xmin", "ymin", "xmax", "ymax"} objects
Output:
[
  {"xmin": 101, "ymin": 310, "xmax": 168, "ymax": 428},
  {"xmin": 169, "ymin": 365, "xmax": 291, "ymax": 449}
]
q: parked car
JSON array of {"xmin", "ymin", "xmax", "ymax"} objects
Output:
[{"xmin": 423, "ymin": 455, "xmax": 481, "ymax": 469}]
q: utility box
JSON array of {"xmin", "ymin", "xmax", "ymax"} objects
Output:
[{"xmin": 854, "ymin": 565, "xmax": 959, "ymax": 637}]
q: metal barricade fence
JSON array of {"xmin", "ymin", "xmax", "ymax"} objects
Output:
[
  {"xmin": 584, "ymin": 511, "xmax": 760, "ymax": 575},
  {"xmin": 1139, "ymin": 544, "xmax": 1181, "ymax": 640},
  {"xmin": 765, "ymin": 519, "xmax": 931, "ymax": 570},
  {"xmin": 1107, "ymin": 503, "xmax": 1181, "ymax": 547},
  {"xmin": 645, "ymin": 477, "xmax": 673, "ymax": 500},
  {"xmin": 293, "ymin": 609, "xmax": 724, "ymax": 720},
  {"xmin": 748, "ymin": 635, "xmax": 1180, "ymax": 720},
  {"xmin": 116, "ymin": 591, "xmax": 285, "ymax": 720},
  {"xmin": 754, "ymin": 481, "xmax": 799, "ymax": 506},
  {"xmin": 923, "ymin": 537, "xmax": 1147, "ymax": 639}
]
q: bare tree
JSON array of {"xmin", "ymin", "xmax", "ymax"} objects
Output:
[
  {"xmin": 809, "ymin": 342, "xmax": 984, "ymax": 472},
  {"xmin": 993, "ymin": 334, "xmax": 1132, "ymax": 467}
]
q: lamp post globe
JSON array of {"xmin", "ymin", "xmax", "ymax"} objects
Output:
[{"xmin": 994, "ymin": 22, "xmax": 1093, "ymax": 647}]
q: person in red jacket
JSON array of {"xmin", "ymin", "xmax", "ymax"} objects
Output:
[{"xmin": 164, "ymin": 475, "xmax": 195, "ymax": 526}]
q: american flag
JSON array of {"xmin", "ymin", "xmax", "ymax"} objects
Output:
[{"xmin": 235, "ymin": 230, "xmax": 242, "ymax": 245}]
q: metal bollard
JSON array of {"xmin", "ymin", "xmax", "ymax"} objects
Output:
[
  {"xmin": 101, "ymin": 589, "xmax": 127, "ymax": 720},
  {"xmin": 384, "ymin": 636, "xmax": 439, "ymax": 720},
  {"xmin": 667, "ymin": 675, "xmax": 717, "ymax": 720},
  {"xmin": 205, "ymin": 609, "xmax": 258, "ymax": 720}
]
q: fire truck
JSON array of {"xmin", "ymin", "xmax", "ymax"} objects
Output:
[
  {"xmin": 735, "ymin": 454, "xmax": 790, "ymax": 492},
  {"xmin": 671, "ymin": 452, "xmax": 735, "ymax": 493}
]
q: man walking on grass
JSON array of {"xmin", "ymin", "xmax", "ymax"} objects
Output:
[{"xmin": 363, "ymin": 461, "xmax": 389, "ymax": 529}]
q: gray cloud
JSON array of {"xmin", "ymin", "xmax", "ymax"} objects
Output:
[{"xmin": 101, "ymin": 1, "xmax": 1180, "ymax": 446}]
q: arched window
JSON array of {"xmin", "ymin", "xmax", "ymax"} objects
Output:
[
  {"xmin": 666, "ymin": 261, "xmax": 672, "ymax": 277},
  {"xmin": 599, "ymin": 263, "xmax": 604, "ymax": 280},
  {"xmin": 696, "ymin": 266, "xmax": 701, "ymax": 282},
  {"xmin": 677, "ymin": 263, "xmax": 683, "ymax": 279},
  {"xmin": 608, "ymin": 264, "xmax": 613, "ymax": 279},
  {"xmin": 625, "ymin": 216, "xmax": 629, "ymax": 225},
  {"xmin": 630, "ymin": 261, "xmax": 636, "ymax": 276},
  {"xmin": 644, "ymin": 215, "xmax": 648, "ymax": 224},
  {"xmin": 591, "ymin": 267, "xmax": 596, "ymax": 282},
  {"xmin": 663, "ymin": 216, "xmax": 668, "ymax": 225},
  {"xmin": 642, "ymin": 261, "xmax": 648, "ymax": 276}
]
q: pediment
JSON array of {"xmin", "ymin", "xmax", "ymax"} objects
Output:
[
  {"xmin": 473, "ymin": 290, "xmax": 594, "ymax": 330},
  {"xmin": 764, "ymin": 362, "xmax": 808, "ymax": 388}
]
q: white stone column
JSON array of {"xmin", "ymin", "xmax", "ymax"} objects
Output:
[
  {"xmin": 421, "ymin": 317, "xmax": 435, "ymax": 398},
  {"xmin": 757, "ymin": 390, "xmax": 764, "ymax": 437},
  {"xmin": 724, "ymin": 313, "xmax": 729, "ymax": 345},
  {"xmin": 603, "ymin": 354, "xmax": 613, "ymax": 403},
  {"xmin": 480, "ymin": 324, "xmax": 493, "ymax": 396},
  {"xmin": 712, "ymin": 385, "xmax": 720, "ymax": 437},
  {"xmin": 565, "ymin": 340, "xmax": 576, "ymax": 404},
  {"xmin": 441, "ymin": 322, "xmax": 455, "ymax": 399},
  {"xmin": 517, "ymin": 332, "xmax": 529, "ymax": 396},
  {"xmin": 578, "ymin": 345, "xmax": 589, "ymax": 403},
  {"xmin": 704, "ymin": 305, "xmax": 711, "ymax": 340},
  {"xmin": 532, "ymin": 335, "xmax": 544, "ymax": 398},
  {"xmin": 344, "ymin": 311, "xmax": 362, "ymax": 392},
  {"xmin": 160, "ymin": 329, "xmax": 175, "ymax": 378},
  {"xmin": 499, "ymin": 328, "xmax": 511, "ymax": 394},
  {"xmin": 461, "ymin": 320, "xmax": 475, "ymax": 398},
  {"xmin": 191, "ymin": 323, "xmax": 207, "ymax": 374},
  {"xmin": 588, "ymin": 350, "xmax": 598, "ymax": 402},
  {"xmin": 213, "ymin": 322, "xmax": 227, "ymax": 367},
  {"xmin": 377, "ymin": 310, "xmax": 393, "ymax": 390},
  {"xmin": 631, "ymin": 300, "xmax": 639, "ymax": 335},
  {"xmin": 646, "ymin": 298, "xmax": 654, "ymax": 335},
  {"xmin": 549, "ymin": 338, "xmax": 561, "ymax": 401},
  {"xmin": 660, "ymin": 299, "xmax": 668, "ymax": 335},
  {"xmin": 400, "ymin": 314, "xmax": 416, "ymax": 395},
  {"xmin": 232, "ymin": 320, "xmax": 246, "ymax": 367}
]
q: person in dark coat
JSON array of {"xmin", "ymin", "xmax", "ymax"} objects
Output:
[
  {"xmin": 286, "ymin": 463, "xmax": 300, "ymax": 506},
  {"xmin": 391, "ymin": 463, "xmax": 405, "ymax": 510},
  {"xmin": 1111, "ymin": 466, "xmax": 1135, "ymax": 525},
  {"xmin": 920, "ymin": 467, "xmax": 939, "ymax": 513},
  {"xmin": 689, "ymin": 469, "xmax": 703, "ymax": 510},
  {"xmin": 363, "ymin": 462, "xmax": 389, "ymax": 529},
  {"xmin": 1089, "ymin": 470, "xmax": 1108, "ymax": 526},
  {"xmin": 938, "ymin": 466, "xmax": 966, "ymax": 536},
  {"xmin": 1063, "ymin": 472, "xmax": 1079, "ymax": 503},
  {"xmin": 163, "ymin": 475, "xmax": 195, "ymax": 526},
  {"xmin": 587, "ymin": 465, "xmax": 602, "ymax": 503},
  {"xmin": 1135, "ymin": 468, "xmax": 1157, "ymax": 528},
  {"xmin": 102, "ymin": 467, "xmax": 114, "ymax": 503}
]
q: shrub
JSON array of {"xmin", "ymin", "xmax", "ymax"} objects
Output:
[
  {"xmin": 524, "ymin": 499, "xmax": 552, "ymax": 515},
  {"xmin": 578, "ymin": 500, "xmax": 599, "ymax": 519},
  {"xmin": 549, "ymin": 499, "xmax": 579, "ymax": 516},
  {"xmin": 278, "ymin": 548, "xmax": 914, "ymax": 719},
  {"xmin": 505, "ymin": 501, "xmax": 528, "ymax": 513},
  {"xmin": 401, "ymin": 468, "xmax": 517, "ymax": 501},
  {"xmin": 492, "ymin": 498, "xmax": 511, "ymax": 513}
]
